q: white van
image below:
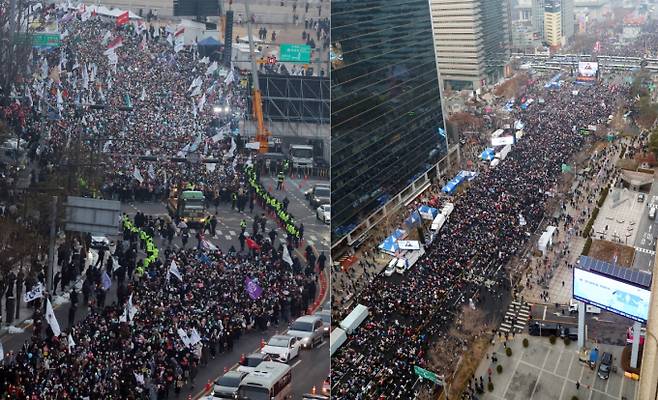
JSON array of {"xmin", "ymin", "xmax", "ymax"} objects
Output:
[
  {"xmin": 569, "ymin": 299, "xmax": 601, "ymax": 314},
  {"xmin": 339, "ymin": 304, "xmax": 369, "ymax": 334},
  {"xmin": 649, "ymin": 207, "xmax": 656, "ymax": 220},
  {"xmin": 330, "ymin": 328, "xmax": 347, "ymax": 356}
]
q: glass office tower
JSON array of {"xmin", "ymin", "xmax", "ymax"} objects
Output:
[{"xmin": 331, "ymin": 0, "xmax": 448, "ymax": 240}]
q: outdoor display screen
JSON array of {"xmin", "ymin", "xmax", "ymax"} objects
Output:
[{"xmin": 573, "ymin": 268, "xmax": 650, "ymax": 322}]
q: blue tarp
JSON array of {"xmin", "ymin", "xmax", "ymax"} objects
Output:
[
  {"xmin": 480, "ymin": 148, "xmax": 495, "ymax": 161},
  {"xmin": 392, "ymin": 229, "xmax": 406, "ymax": 240},
  {"xmin": 544, "ymin": 73, "xmax": 562, "ymax": 89},
  {"xmin": 442, "ymin": 174, "xmax": 466, "ymax": 194},
  {"xmin": 197, "ymin": 36, "xmax": 222, "ymax": 46}
]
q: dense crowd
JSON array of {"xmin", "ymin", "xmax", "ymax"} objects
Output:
[{"xmin": 330, "ymin": 76, "xmax": 633, "ymax": 398}]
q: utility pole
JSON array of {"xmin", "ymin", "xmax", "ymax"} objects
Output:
[{"xmin": 46, "ymin": 196, "xmax": 57, "ymax": 293}]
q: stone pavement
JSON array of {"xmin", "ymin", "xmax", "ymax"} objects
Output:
[{"xmin": 473, "ymin": 334, "xmax": 637, "ymax": 400}]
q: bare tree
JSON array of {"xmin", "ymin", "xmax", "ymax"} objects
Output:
[{"xmin": 0, "ymin": 0, "xmax": 35, "ymax": 97}]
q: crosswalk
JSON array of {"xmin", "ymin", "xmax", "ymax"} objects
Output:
[
  {"xmin": 635, "ymin": 246, "xmax": 656, "ymax": 256},
  {"xmin": 499, "ymin": 301, "xmax": 531, "ymax": 334}
]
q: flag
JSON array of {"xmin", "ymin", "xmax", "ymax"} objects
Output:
[
  {"xmin": 112, "ymin": 257, "xmax": 121, "ymax": 272},
  {"xmin": 282, "ymin": 246, "xmax": 293, "ymax": 266},
  {"xmin": 107, "ymin": 37, "xmax": 123, "ymax": 52},
  {"xmin": 81, "ymin": 8, "xmax": 91, "ymax": 21},
  {"xmin": 120, "ymin": 294, "xmax": 137, "ymax": 323},
  {"xmin": 246, "ymin": 237, "xmax": 260, "ymax": 250},
  {"xmin": 82, "ymin": 64, "xmax": 89, "ymax": 89},
  {"xmin": 190, "ymin": 85, "xmax": 202, "ymax": 97},
  {"xmin": 188, "ymin": 76, "xmax": 203, "ymax": 92},
  {"xmin": 67, "ymin": 334, "xmax": 76, "ymax": 351},
  {"xmin": 140, "ymin": 87, "xmax": 146, "ymax": 101},
  {"xmin": 133, "ymin": 166, "xmax": 144, "ymax": 183},
  {"xmin": 116, "ymin": 11, "xmax": 129, "ymax": 26},
  {"xmin": 438, "ymin": 127, "xmax": 446, "ymax": 138},
  {"xmin": 169, "ymin": 260, "xmax": 183, "ymax": 281},
  {"xmin": 101, "ymin": 271, "xmax": 112, "ymax": 291},
  {"xmin": 148, "ymin": 164, "xmax": 156, "ymax": 179},
  {"xmin": 177, "ymin": 328, "xmax": 192, "ymax": 347},
  {"xmin": 199, "ymin": 56, "xmax": 210, "ymax": 64},
  {"xmin": 175, "ymin": 25, "xmax": 185, "ymax": 38},
  {"xmin": 23, "ymin": 283, "xmax": 44, "ymax": 303},
  {"xmin": 174, "ymin": 38, "xmax": 184, "ymax": 53},
  {"xmin": 0, "ymin": 341, "xmax": 3, "ymax": 361},
  {"xmin": 101, "ymin": 30, "xmax": 112, "ymax": 45},
  {"xmin": 166, "ymin": 33, "xmax": 173, "ymax": 46},
  {"xmin": 205, "ymin": 61, "xmax": 218, "ymax": 76},
  {"xmin": 224, "ymin": 69, "xmax": 235, "ymax": 85},
  {"xmin": 56, "ymin": 89, "xmax": 63, "ymax": 111},
  {"xmin": 561, "ymin": 163, "xmax": 572, "ymax": 173},
  {"xmin": 197, "ymin": 94, "xmax": 206, "ymax": 112},
  {"xmin": 244, "ymin": 277, "xmax": 263, "ymax": 300},
  {"xmin": 189, "ymin": 328, "xmax": 202, "ymax": 346},
  {"xmin": 134, "ymin": 372, "xmax": 145, "ymax": 385},
  {"xmin": 139, "ymin": 33, "xmax": 147, "ymax": 51},
  {"xmin": 45, "ymin": 299, "xmax": 61, "ymax": 337}
]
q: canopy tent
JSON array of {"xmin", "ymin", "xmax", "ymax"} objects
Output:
[
  {"xmin": 442, "ymin": 173, "xmax": 465, "ymax": 194},
  {"xmin": 481, "ymin": 148, "xmax": 495, "ymax": 161},
  {"xmin": 404, "ymin": 210, "xmax": 422, "ymax": 228},
  {"xmin": 197, "ymin": 36, "xmax": 222, "ymax": 58},
  {"xmin": 378, "ymin": 229, "xmax": 407, "ymax": 255},
  {"xmin": 418, "ymin": 205, "xmax": 439, "ymax": 220},
  {"xmin": 68, "ymin": 4, "xmax": 142, "ymax": 20}
]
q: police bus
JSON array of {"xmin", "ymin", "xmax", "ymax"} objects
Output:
[{"xmin": 237, "ymin": 361, "xmax": 292, "ymax": 399}]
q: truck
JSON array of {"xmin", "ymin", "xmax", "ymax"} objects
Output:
[
  {"xmin": 289, "ymin": 144, "xmax": 314, "ymax": 169},
  {"xmin": 167, "ymin": 189, "xmax": 208, "ymax": 226}
]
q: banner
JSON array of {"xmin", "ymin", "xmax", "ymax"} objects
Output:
[
  {"xmin": 177, "ymin": 328, "xmax": 192, "ymax": 347},
  {"xmin": 23, "ymin": 283, "xmax": 44, "ymax": 303},
  {"xmin": 116, "ymin": 11, "xmax": 129, "ymax": 26},
  {"xmin": 169, "ymin": 260, "xmax": 183, "ymax": 281},
  {"xmin": 46, "ymin": 299, "xmax": 61, "ymax": 336}
]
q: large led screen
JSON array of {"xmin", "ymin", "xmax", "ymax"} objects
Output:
[{"xmin": 573, "ymin": 268, "xmax": 650, "ymax": 322}]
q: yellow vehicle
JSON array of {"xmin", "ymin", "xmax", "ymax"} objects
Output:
[{"xmin": 167, "ymin": 189, "xmax": 208, "ymax": 226}]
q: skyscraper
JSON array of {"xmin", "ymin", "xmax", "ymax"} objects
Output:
[
  {"xmin": 331, "ymin": 0, "xmax": 449, "ymax": 243},
  {"xmin": 544, "ymin": 0, "xmax": 562, "ymax": 47},
  {"xmin": 429, "ymin": 0, "xmax": 510, "ymax": 90}
]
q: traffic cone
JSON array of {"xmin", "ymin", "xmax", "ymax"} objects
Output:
[
  {"xmin": 240, "ymin": 353, "xmax": 245, "ymax": 364},
  {"xmin": 205, "ymin": 379, "xmax": 212, "ymax": 392},
  {"xmin": 224, "ymin": 366, "xmax": 228, "ymax": 373},
  {"xmin": 260, "ymin": 338, "xmax": 266, "ymax": 350},
  {"xmin": 312, "ymin": 385, "xmax": 317, "ymax": 395}
]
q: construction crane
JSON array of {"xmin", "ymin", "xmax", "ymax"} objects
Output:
[{"xmin": 245, "ymin": 3, "xmax": 270, "ymax": 154}]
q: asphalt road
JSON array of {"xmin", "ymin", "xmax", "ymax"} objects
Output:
[
  {"xmin": 119, "ymin": 179, "xmax": 330, "ymax": 399},
  {"xmin": 632, "ymin": 177, "xmax": 658, "ymax": 271},
  {"xmin": 530, "ymin": 303, "xmax": 631, "ymax": 346}
]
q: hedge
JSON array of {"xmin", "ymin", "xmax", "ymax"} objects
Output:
[
  {"xmin": 582, "ymin": 207, "xmax": 600, "ymax": 238},
  {"xmin": 597, "ymin": 185, "xmax": 610, "ymax": 208},
  {"xmin": 488, "ymin": 382, "xmax": 494, "ymax": 392},
  {"xmin": 564, "ymin": 337, "xmax": 572, "ymax": 346},
  {"xmin": 549, "ymin": 335, "xmax": 557, "ymax": 344},
  {"xmin": 582, "ymin": 237, "xmax": 592, "ymax": 255},
  {"xmin": 497, "ymin": 364, "xmax": 503, "ymax": 374},
  {"xmin": 523, "ymin": 338, "xmax": 529, "ymax": 348},
  {"xmin": 505, "ymin": 347, "xmax": 512, "ymax": 357}
]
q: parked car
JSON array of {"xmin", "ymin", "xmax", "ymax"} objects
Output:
[
  {"xmin": 286, "ymin": 315, "xmax": 324, "ymax": 349},
  {"xmin": 260, "ymin": 335, "xmax": 300, "ymax": 363},
  {"xmin": 638, "ymin": 193, "xmax": 645, "ymax": 202},
  {"xmin": 598, "ymin": 352, "xmax": 613, "ymax": 380},
  {"xmin": 91, "ymin": 235, "xmax": 111, "ymax": 249},
  {"xmin": 213, "ymin": 370, "xmax": 248, "ymax": 398},
  {"xmin": 305, "ymin": 184, "xmax": 330, "ymax": 207},
  {"xmin": 528, "ymin": 322, "xmax": 563, "ymax": 337},
  {"xmin": 384, "ymin": 258, "xmax": 396, "ymax": 277},
  {"xmin": 236, "ymin": 352, "xmax": 271, "ymax": 373},
  {"xmin": 313, "ymin": 310, "xmax": 331, "ymax": 336},
  {"xmin": 316, "ymin": 204, "xmax": 330, "ymax": 224}
]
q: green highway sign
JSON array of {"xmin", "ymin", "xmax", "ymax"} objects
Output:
[
  {"xmin": 33, "ymin": 33, "xmax": 61, "ymax": 48},
  {"xmin": 414, "ymin": 366, "xmax": 444, "ymax": 385},
  {"xmin": 279, "ymin": 43, "xmax": 312, "ymax": 63}
]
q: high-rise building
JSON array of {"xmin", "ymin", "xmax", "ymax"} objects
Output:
[
  {"xmin": 561, "ymin": 0, "xmax": 575, "ymax": 42},
  {"xmin": 531, "ymin": 0, "xmax": 545, "ymax": 39},
  {"xmin": 544, "ymin": 0, "xmax": 562, "ymax": 47},
  {"xmin": 429, "ymin": 0, "xmax": 509, "ymax": 91},
  {"xmin": 331, "ymin": 0, "xmax": 450, "ymax": 243}
]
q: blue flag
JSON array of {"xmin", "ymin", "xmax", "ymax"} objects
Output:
[{"xmin": 101, "ymin": 271, "xmax": 112, "ymax": 291}]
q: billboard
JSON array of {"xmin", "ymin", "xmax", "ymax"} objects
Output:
[
  {"xmin": 577, "ymin": 62, "xmax": 598, "ymax": 82},
  {"xmin": 492, "ymin": 136, "xmax": 515, "ymax": 146},
  {"xmin": 573, "ymin": 268, "xmax": 650, "ymax": 322}
]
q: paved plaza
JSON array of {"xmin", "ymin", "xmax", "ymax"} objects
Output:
[
  {"xmin": 474, "ymin": 335, "xmax": 637, "ymax": 400},
  {"xmin": 592, "ymin": 187, "xmax": 645, "ymax": 248}
]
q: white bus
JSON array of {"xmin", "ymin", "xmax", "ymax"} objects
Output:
[{"xmin": 237, "ymin": 362, "xmax": 292, "ymax": 400}]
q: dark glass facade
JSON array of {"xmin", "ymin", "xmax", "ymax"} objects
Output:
[{"xmin": 331, "ymin": 0, "xmax": 447, "ymax": 239}]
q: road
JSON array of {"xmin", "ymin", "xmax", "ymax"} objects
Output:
[
  {"xmin": 530, "ymin": 303, "xmax": 631, "ymax": 346},
  {"xmin": 120, "ymin": 176, "xmax": 330, "ymax": 399},
  {"xmin": 632, "ymin": 176, "xmax": 658, "ymax": 271}
]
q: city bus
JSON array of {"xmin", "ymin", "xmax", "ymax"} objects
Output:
[{"xmin": 237, "ymin": 361, "xmax": 292, "ymax": 400}]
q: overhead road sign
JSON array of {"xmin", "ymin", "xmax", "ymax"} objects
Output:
[{"xmin": 279, "ymin": 44, "xmax": 312, "ymax": 63}]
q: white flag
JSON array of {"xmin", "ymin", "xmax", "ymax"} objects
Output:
[
  {"xmin": 177, "ymin": 328, "xmax": 192, "ymax": 347},
  {"xmin": 133, "ymin": 166, "xmax": 144, "ymax": 183},
  {"xmin": 169, "ymin": 260, "xmax": 183, "ymax": 281},
  {"xmin": 283, "ymin": 246, "xmax": 294, "ymax": 266},
  {"xmin": 205, "ymin": 61, "xmax": 218, "ymax": 76},
  {"xmin": 148, "ymin": 164, "xmax": 156, "ymax": 180},
  {"xmin": 68, "ymin": 334, "xmax": 76, "ymax": 351},
  {"xmin": 134, "ymin": 372, "xmax": 145, "ymax": 385},
  {"xmin": 199, "ymin": 56, "xmax": 209, "ymax": 64},
  {"xmin": 46, "ymin": 299, "xmax": 61, "ymax": 337},
  {"xmin": 174, "ymin": 37, "xmax": 184, "ymax": 53},
  {"xmin": 23, "ymin": 283, "xmax": 44, "ymax": 303},
  {"xmin": 166, "ymin": 33, "xmax": 173, "ymax": 46},
  {"xmin": 224, "ymin": 69, "xmax": 235, "ymax": 85},
  {"xmin": 56, "ymin": 89, "xmax": 63, "ymax": 111},
  {"xmin": 189, "ymin": 328, "xmax": 202, "ymax": 346},
  {"xmin": 101, "ymin": 30, "xmax": 112, "ymax": 45},
  {"xmin": 197, "ymin": 94, "xmax": 206, "ymax": 112},
  {"xmin": 82, "ymin": 64, "xmax": 89, "ymax": 89},
  {"xmin": 120, "ymin": 294, "xmax": 138, "ymax": 323},
  {"xmin": 190, "ymin": 85, "xmax": 202, "ymax": 97},
  {"xmin": 140, "ymin": 87, "xmax": 146, "ymax": 101},
  {"xmin": 188, "ymin": 76, "xmax": 202, "ymax": 92}
]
